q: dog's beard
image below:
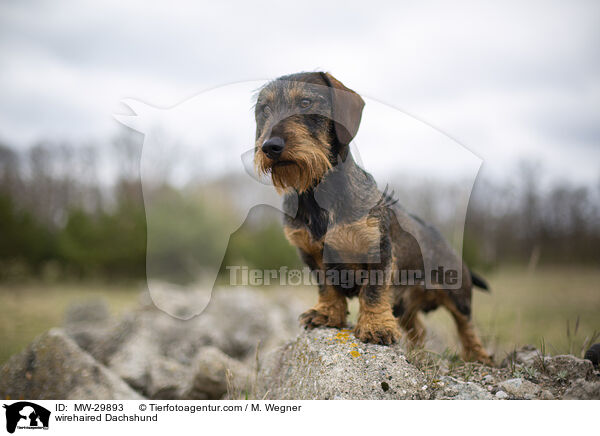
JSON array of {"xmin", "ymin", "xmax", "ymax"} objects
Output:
[{"xmin": 255, "ymin": 141, "xmax": 332, "ymax": 193}]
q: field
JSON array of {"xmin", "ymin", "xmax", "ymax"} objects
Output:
[
  {"xmin": 0, "ymin": 282, "xmax": 142, "ymax": 364},
  {"xmin": 423, "ymin": 265, "xmax": 600, "ymax": 360},
  {"xmin": 0, "ymin": 266, "xmax": 599, "ymax": 366}
]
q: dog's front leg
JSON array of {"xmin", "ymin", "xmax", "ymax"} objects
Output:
[
  {"xmin": 355, "ymin": 280, "xmax": 401, "ymax": 345},
  {"xmin": 354, "ymin": 252, "xmax": 400, "ymax": 345},
  {"xmin": 350, "ymin": 215, "xmax": 401, "ymax": 345},
  {"xmin": 299, "ymin": 284, "xmax": 348, "ymax": 329}
]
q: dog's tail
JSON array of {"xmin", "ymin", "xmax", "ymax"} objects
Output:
[{"xmin": 470, "ymin": 270, "xmax": 490, "ymax": 292}]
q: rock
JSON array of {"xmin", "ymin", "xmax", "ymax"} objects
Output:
[
  {"xmin": 541, "ymin": 355, "xmax": 594, "ymax": 381},
  {"xmin": 495, "ymin": 390, "xmax": 508, "ymax": 399},
  {"xmin": 258, "ymin": 328, "xmax": 428, "ymax": 400},
  {"xmin": 540, "ymin": 390, "xmax": 554, "ymax": 400},
  {"xmin": 501, "ymin": 345, "xmax": 543, "ymax": 368},
  {"xmin": 183, "ymin": 346, "xmax": 253, "ymax": 400},
  {"xmin": 90, "ymin": 302, "xmax": 195, "ymax": 368},
  {"xmin": 435, "ymin": 376, "xmax": 493, "ymax": 400},
  {"xmin": 482, "ymin": 374, "xmax": 495, "ymax": 384},
  {"xmin": 562, "ymin": 378, "xmax": 600, "ymax": 400},
  {"xmin": 91, "ymin": 287, "xmax": 301, "ymax": 368},
  {"xmin": 498, "ymin": 378, "xmax": 541, "ymax": 399},
  {"xmin": 189, "ymin": 288, "xmax": 302, "ymax": 361},
  {"xmin": 146, "ymin": 357, "xmax": 188, "ymax": 399},
  {"xmin": 102, "ymin": 313, "xmax": 163, "ymax": 392},
  {"xmin": 79, "ymin": 287, "xmax": 299, "ymax": 397},
  {"xmin": 0, "ymin": 329, "xmax": 142, "ymax": 400},
  {"xmin": 63, "ymin": 299, "xmax": 113, "ymax": 353},
  {"xmin": 502, "ymin": 349, "xmax": 595, "ymax": 383},
  {"xmin": 87, "ymin": 312, "xmax": 139, "ymax": 361}
]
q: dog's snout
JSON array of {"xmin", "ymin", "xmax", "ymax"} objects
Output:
[{"xmin": 261, "ymin": 137, "xmax": 285, "ymax": 160}]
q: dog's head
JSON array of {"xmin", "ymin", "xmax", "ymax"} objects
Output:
[{"xmin": 254, "ymin": 72, "xmax": 365, "ymax": 193}]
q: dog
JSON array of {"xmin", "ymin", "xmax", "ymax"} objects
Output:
[{"xmin": 254, "ymin": 71, "xmax": 492, "ymax": 365}]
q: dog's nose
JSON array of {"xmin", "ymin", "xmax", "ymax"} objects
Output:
[{"xmin": 261, "ymin": 137, "xmax": 285, "ymax": 160}]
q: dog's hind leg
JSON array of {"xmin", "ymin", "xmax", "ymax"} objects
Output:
[
  {"xmin": 442, "ymin": 294, "xmax": 493, "ymax": 365},
  {"xmin": 392, "ymin": 288, "xmax": 426, "ymax": 348},
  {"xmin": 399, "ymin": 311, "xmax": 426, "ymax": 349}
]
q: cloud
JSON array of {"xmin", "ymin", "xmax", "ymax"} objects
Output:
[{"xmin": 0, "ymin": 0, "xmax": 598, "ymax": 183}]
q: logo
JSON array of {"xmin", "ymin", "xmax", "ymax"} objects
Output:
[
  {"xmin": 2, "ymin": 402, "xmax": 50, "ymax": 433},
  {"xmin": 114, "ymin": 80, "xmax": 481, "ymax": 319}
]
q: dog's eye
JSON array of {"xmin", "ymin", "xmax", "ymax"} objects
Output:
[
  {"xmin": 299, "ymin": 99, "xmax": 312, "ymax": 109},
  {"xmin": 262, "ymin": 105, "xmax": 272, "ymax": 117}
]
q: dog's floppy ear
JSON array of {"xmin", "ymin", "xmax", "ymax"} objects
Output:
[{"xmin": 320, "ymin": 72, "xmax": 365, "ymax": 145}]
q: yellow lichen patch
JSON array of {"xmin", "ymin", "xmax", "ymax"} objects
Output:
[
  {"xmin": 350, "ymin": 343, "xmax": 358, "ymax": 347},
  {"xmin": 350, "ymin": 350, "xmax": 361, "ymax": 358},
  {"xmin": 332, "ymin": 330, "xmax": 352, "ymax": 344}
]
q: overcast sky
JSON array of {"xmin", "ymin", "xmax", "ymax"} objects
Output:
[{"xmin": 1, "ymin": 0, "xmax": 599, "ymax": 185}]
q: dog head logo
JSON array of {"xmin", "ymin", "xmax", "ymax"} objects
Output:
[
  {"xmin": 115, "ymin": 76, "xmax": 481, "ymax": 319},
  {"xmin": 3, "ymin": 402, "xmax": 50, "ymax": 434}
]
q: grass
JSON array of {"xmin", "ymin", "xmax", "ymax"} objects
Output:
[
  {"xmin": 424, "ymin": 265, "xmax": 600, "ymax": 359},
  {"xmin": 0, "ymin": 281, "xmax": 141, "ymax": 365},
  {"xmin": 0, "ymin": 265, "xmax": 598, "ymax": 367}
]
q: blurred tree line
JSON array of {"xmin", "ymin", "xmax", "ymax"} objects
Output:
[
  {"xmin": 464, "ymin": 162, "xmax": 600, "ymax": 268},
  {"xmin": 0, "ymin": 131, "xmax": 598, "ymax": 282},
  {"xmin": 0, "ymin": 131, "xmax": 301, "ymax": 282}
]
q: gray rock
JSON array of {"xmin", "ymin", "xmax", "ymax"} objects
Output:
[
  {"xmin": 63, "ymin": 299, "xmax": 114, "ymax": 353},
  {"xmin": 189, "ymin": 288, "xmax": 302, "ymax": 361},
  {"xmin": 541, "ymin": 355, "xmax": 594, "ymax": 381},
  {"xmin": 435, "ymin": 376, "xmax": 493, "ymax": 400},
  {"xmin": 0, "ymin": 329, "xmax": 142, "ymax": 400},
  {"xmin": 92, "ymin": 287, "xmax": 301, "ymax": 368},
  {"xmin": 79, "ymin": 286, "xmax": 299, "ymax": 398},
  {"xmin": 500, "ymin": 349, "xmax": 594, "ymax": 385},
  {"xmin": 540, "ymin": 390, "xmax": 554, "ymax": 400},
  {"xmin": 495, "ymin": 390, "xmax": 508, "ymax": 399},
  {"xmin": 183, "ymin": 346, "xmax": 253, "ymax": 400},
  {"xmin": 501, "ymin": 345, "xmax": 544, "ymax": 368},
  {"xmin": 92, "ymin": 311, "xmax": 163, "ymax": 392},
  {"xmin": 90, "ymin": 302, "xmax": 195, "ymax": 366},
  {"xmin": 498, "ymin": 378, "xmax": 541, "ymax": 399},
  {"xmin": 562, "ymin": 378, "xmax": 600, "ymax": 400},
  {"xmin": 258, "ymin": 328, "xmax": 428, "ymax": 400},
  {"xmin": 481, "ymin": 374, "xmax": 495, "ymax": 384},
  {"xmin": 146, "ymin": 357, "xmax": 188, "ymax": 399}
]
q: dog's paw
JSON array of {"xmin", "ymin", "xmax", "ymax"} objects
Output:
[
  {"xmin": 354, "ymin": 314, "xmax": 400, "ymax": 345},
  {"xmin": 299, "ymin": 306, "xmax": 346, "ymax": 329},
  {"xmin": 463, "ymin": 349, "xmax": 494, "ymax": 367}
]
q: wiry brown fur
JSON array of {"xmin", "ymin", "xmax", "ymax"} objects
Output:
[
  {"xmin": 355, "ymin": 285, "xmax": 400, "ymax": 345},
  {"xmin": 299, "ymin": 285, "xmax": 348, "ymax": 329},
  {"xmin": 254, "ymin": 72, "xmax": 493, "ymax": 364},
  {"xmin": 254, "ymin": 118, "xmax": 333, "ymax": 193},
  {"xmin": 254, "ymin": 79, "xmax": 334, "ymax": 193}
]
